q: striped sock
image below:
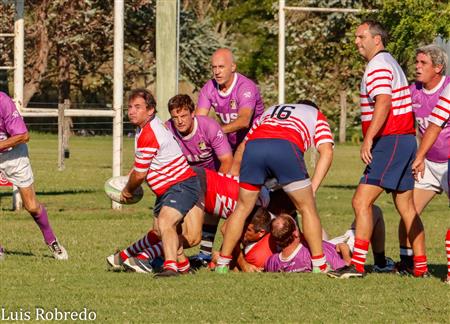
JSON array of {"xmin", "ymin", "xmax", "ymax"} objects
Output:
[
  {"xmin": 446, "ymin": 229, "xmax": 450, "ymax": 277},
  {"xmin": 163, "ymin": 260, "xmax": 177, "ymax": 272},
  {"xmin": 141, "ymin": 241, "xmax": 164, "ymax": 260},
  {"xmin": 124, "ymin": 230, "xmax": 160, "ymax": 257},
  {"xmin": 311, "ymin": 254, "xmax": 327, "ymax": 272},
  {"xmin": 351, "ymin": 238, "xmax": 369, "ymax": 273},
  {"xmin": 177, "ymin": 259, "xmax": 190, "ymax": 273},
  {"xmin": 413, "ymin": 255, "xmax": 428, "ymax": 277},
  {"xmin": 199, "ymin": 224, "xmax": 218, "ymax": 257},
  {"xmin": 216, "ymin": 254, "xmax": 232, "ymax": 267},
  {"xmin": 136, "ymin": 251, "xmax": 150, "ymax": 260}
]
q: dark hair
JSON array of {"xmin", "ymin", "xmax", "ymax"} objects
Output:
[
  {"xmin": 267, "ymin": 189, "xmax": 296, "ymax": 215},
  {"xmin": 168, "ymin": 94, "xmax": 195, "ymax": 113},
  {"xmin": 360, "ymin": 20, "xmax": 388, "ymax": 46},
  {"xmin": 250, "ymin": 208, "xmax": 272, "ymax": 233},
  {"xmin": 271, "ymin": 214, "xmax": 297, "ymax": 249},
  {"xmin": 296, "ymin": 99, "xmax": 319, "ymax": 110},
  {"xmin": 128, "ymin": 88, "xmax": 157, "ymax": 112}
]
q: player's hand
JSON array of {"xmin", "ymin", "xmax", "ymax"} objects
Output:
[
  {"xmin": 242, "ymin": 263, "xmax": 263, "ymax": 273},
  {"xmin": 412, "ymin": 157, "xmax": 425, "ymax": 181},
  {"xmin": 360, "ymin": 138, "xmax": 373, "ymax": 165},
  {"xmin": 120, "ymin": 190, "xmax": 133, "ymax": 204}
]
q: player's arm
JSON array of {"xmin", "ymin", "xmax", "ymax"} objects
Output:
[
  {"xmin": 412, "ymin": 123, "xmax": 443, "ymax": 180},
  {"xmin": 121, "ymin": 170, "xmax": 146, "ymax": 203},
  {"xmin": 311, "ymin": 142, "xmax": 333, "ymax": 196},
  {"xmin": 221, "ymin": 108, "xmax": 253, "ymax": 134},
  {"xmin": 236, "ymin": 248, "xmax": 262, "ymax": 272},
  {"xmin": 217, "ymin": 153, "xmax": 233, "ymax": 174},
  {"xmin": 0, "ymin": 132, "xmax": 29, "ymax": 151},
  {"xmin": 361, "ymin": 94, "xmax": 391, "ymax": 165},
  {"xmin": 229, "ymin": 141, "xmax": 246, "ymax": 176}
]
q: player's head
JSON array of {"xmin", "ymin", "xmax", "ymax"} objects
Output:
[
  {"xmin": 415, "ymin": 45, "xmax": 448, "ymax": 86},
  {"xmin": 270, "ymin": 213, "xmax": 300, "ymax": 249},
  {"xmin": 243, "ymin": 207, "xmax": 272, "ymax": 245},
  {"xmin": 211, "ymin": 48, "xmax": 236, "ymax": 88},
  {"xmin": 168, "ymin": 94, "xmax": 195, "ymax": 135},
  {"xmin": 355, "ymin": 20, "xmax": 388, "ymax": 61},
  {"xmin": 296, "ymin": 99, "xmax": 319, "ymax": 110},
  {"xmin": 127, "ymin": 88, "xmax": 157, "ymax": 127}
]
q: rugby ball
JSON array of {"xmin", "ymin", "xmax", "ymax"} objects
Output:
[{"xmin": 104, "ymin": 176, "xmax": 144, "ymax": 205}]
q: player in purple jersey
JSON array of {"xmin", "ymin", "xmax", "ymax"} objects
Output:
[
  {"xmin": 0, "ymin": 92, "xmax": 68, "ymax": 260},
  {"xmin": 165, "ymin": 94, "xmax": 233, "ymax": 173},
  {"xmin": 397, "ymin": 45, "xmax": 449, "ymax": 274},
  {"xmin": 165, "ymin": 94, "xmax": 233, "ymax": 266},
  {"xmin": 196, "ymin": 48, "xmax": 265, "ymax": 151},
  {"xmin": 265, "ymin": 214, "xmax": 347, "ymax": 273}
]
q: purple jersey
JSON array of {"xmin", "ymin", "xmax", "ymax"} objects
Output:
[
  {"xmin": 264, "ymin": 240, "xmax": 346, "ymax": 273},
  {"xmin": 0, "ymin": 92, "xmax": 28, "ymax": 153},
  {"xmin": 411, "ymin": 76, "xmax": 450, "ymax": 163},
  {"xmin": 197, "ymin": 73, "xmax": 265, "ymax": 150},
  {"xmin": 165, "ymin": 116, "xmax": 232, "ymax": 171}
]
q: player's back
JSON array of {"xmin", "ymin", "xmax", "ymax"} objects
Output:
[{"xmin": 204, "ymin": 168, "xmax": 239, "ymax": 218}]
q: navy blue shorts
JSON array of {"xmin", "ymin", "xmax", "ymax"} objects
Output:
[
  {"xmin": 240, "ymin": 139, "xmax": 309, "ymax": 186},
  {"xmin": 360, "ymin": 134, "xmax": 416, "ymax": 192},
  {"xmin": 153, "ymin": 176, "xmax": 200, "ymax": 217}
]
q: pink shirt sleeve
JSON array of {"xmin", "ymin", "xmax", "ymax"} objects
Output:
[
  {"xmin": 236, "ymin": 84, "xmax": 257, "ymax": 112},
  {"xmin": 1, "ymin": 93, "xmax": 28, "ymax": 137}
]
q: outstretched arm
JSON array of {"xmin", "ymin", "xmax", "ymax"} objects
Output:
[{"xmin": 311, "ymin": 142, "xmax": 333, "ymax": 196}]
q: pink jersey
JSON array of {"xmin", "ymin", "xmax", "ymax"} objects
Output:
[
  {"xmin": 245, "ymin": 104, "xmax": 334, "ymax": 153},
  {"xmin": 360, "ymin": 52, "xmax": 415, "ymax": 138},
  {"xmin": 134, "ymin": 116, "xmax": 196, "ymax": 196},
  {"xmin": 165, "ymin": 116, "xmax": 232, "ymax": 171},
  {"xmin": 428, "ymin": 83, "xmax": 450, "ymax": 159},
  {"xmin": 197, "ymin": 73, "xmax": 265, "ymax": 150},
  {"xmin": 411, "ymin": 76, "xmax": 450, "ymax": 163},
  {"xmin": 0, "ymin": 92, "xmax": 28, "ymax": 153},
  {"xmin": 264, "ymin": 240, "xmax": 346, "ymax": 273}
]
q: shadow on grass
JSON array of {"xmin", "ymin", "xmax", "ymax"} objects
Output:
[
  {"xmin": 4, "ymin": 250, "xmax": 35, "ymax": 257},
  {"xmin": 323, "ymin": 185, "xmax": 358, "ymax": 190},
  {"xmin": 0, "ymin": 189, "xmax": 96, "ymax": 198}
]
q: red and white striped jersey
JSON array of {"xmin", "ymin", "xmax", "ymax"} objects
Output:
[
  {"xmin": 428, "ymin": 83, "xmax": 450, "ymax": 158},
  {"xmin": 134, "ymin": 116, "xmax": 196, "ymax": 196},
  {"xmin": 360, "ymin": 51, "xmax": 415, "ymax": 137},
  {"xmin": 204, "ymin": 168, "xmax": 239, "ymax": 219},
  {"xmin": 244, "ymin": 104, "xmax": 334, "ymax": 152}
]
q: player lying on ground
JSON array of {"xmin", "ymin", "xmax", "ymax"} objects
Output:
[{"xmin": 267, "ymin": 210, "xmax": 394, "ymax": 274}]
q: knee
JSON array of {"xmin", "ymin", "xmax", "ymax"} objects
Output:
[
  {"xmin": 185, "ymin": 234, "xmax": 201, "ymax": 247},
  {"xmin": 157, "ymin": 216, "xmax": 177, "ymax": 233},
  {"xmin": 352, "ymin": 195, "xmax": 369, "ymax": 214}
]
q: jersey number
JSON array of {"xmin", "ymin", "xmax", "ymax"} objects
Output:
[{"xmin": 270, "ymin": 105, "xmax": 295, "ymax": 120}]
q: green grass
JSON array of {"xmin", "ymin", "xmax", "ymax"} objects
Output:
[{"xmin": 1, "ymin": 133, "xmax": 449, "ymax": 323}]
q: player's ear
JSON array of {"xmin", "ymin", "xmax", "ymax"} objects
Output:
[{"xmin": 231, "ymin": 62, "xmax": 237, "ymax": 73}]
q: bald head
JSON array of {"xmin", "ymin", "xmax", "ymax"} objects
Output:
[
  {"xmin": 211, "ymin": 48, "xmax": 236, "ymax": 88},
  {"xmin": 271, "ymin": 214, "xmax": 299, "ymax": 249}
]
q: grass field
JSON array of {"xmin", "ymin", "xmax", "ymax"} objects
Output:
[{"xmin": 1, "ymin": 133, "xmax": 449, "ymax": 323}]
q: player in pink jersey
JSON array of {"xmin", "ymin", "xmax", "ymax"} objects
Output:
[
  {"xmin": 397, "ymin": 45, "xmax": 449, "ymax": 274},
  {"xmin": 165, "ymin": 94, "xmax": 233, "ymax": 173},
  {"xmin": 166, "ymin": 94, "xmax": 234, "ymax": 265},
  {"xmin": 216, "ymin": 100, "xmax": 334, "ymax": 274},
  {"xmin": 120, "ymin": 89, "xmax": 201, "ymax": 277},
  {"xmin": 196, "ymin": 48, "xmax": 265, "ymax": 151},
  {"xmin": 412, "ymin": 82, "xmax": 450, "ymax": 283},
  {"xmin": 329, "ymin": 20, "xmax": 428, "ymax": 279},
  {"xmin": 0, "ymin": 91, "xmax": 67, "ymax": 260}
]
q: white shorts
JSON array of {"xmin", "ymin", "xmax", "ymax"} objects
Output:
[
  {"xmin": 0, "ymin": 143, "xmax": 34, "ymax": 188},
  {"xmin": 328, "ymin": 229, "xmax": 355, "ymax": 253},
  {"xmin": 414, "ymin": 159, "xmax": 448, "ymax": 194}
]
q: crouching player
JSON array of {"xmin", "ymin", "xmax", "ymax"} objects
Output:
[
  {"xmin": 216, "ymin": 100, "xmax": 334, "ymax": 274},
  {"xmin": 119, "ymin": 89, "xmax": 201, "ymax": 278}
]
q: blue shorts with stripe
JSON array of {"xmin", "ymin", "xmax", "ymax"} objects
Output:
[
  {"xmin": 360, "ymin": 134, "xmax": 416, "ymax": 192},
  {"xmin": 240, "ymin": 139, "xmax": 309, "ymax": 186}
]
